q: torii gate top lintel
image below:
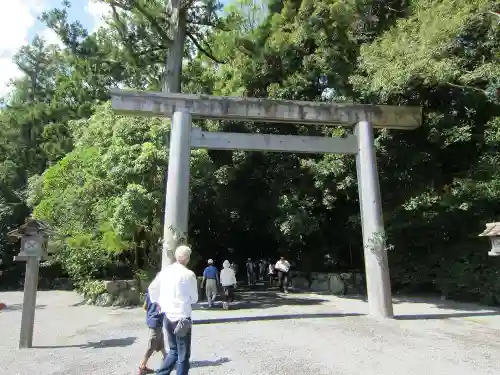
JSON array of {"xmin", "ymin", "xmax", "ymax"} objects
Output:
[{"xmin": 111, "ymin": 89, "xmax": 422, "ymax": 130}]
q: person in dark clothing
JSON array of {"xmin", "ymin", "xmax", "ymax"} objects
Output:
[
  {"xmin": 138, "ymin": 290, "xmax": 166, "ymax": 374},
  {"xmin": 275, "ymin": 256, "xmax": 291, "ymax": 293},
  {"xmin": 259, "ymin": 259, "xmax": 266, "ymax": 281},
  {"xmin": 245, "ymin": 258, "xmax": 255, "ymax": 285}
]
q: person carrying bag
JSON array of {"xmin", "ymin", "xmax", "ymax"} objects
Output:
[{"xmin": 148, "ymin": 246, "xmax": 198, "ymax": 375}]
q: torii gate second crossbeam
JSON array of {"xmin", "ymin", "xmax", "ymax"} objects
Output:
[{"xmin": 111, "ymin": 89, "xmax": 423, "ymax": 319}]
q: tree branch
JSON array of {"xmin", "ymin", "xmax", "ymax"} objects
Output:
[
  {"xmin": 106, "ymin": 0, "xmax": 134, "ymax": 12},
  {"xmin": 107, "ymin": 4, "xmax": 142, "ymax": 67},
  {"xmin": 445, "ymin": 82, "xmax": 487, "ymax": 94},
  {"xmin": 107, "ymin": 0, "xmax": 171, "ymax": 45},
  {"xmin": 186, "ymin": 31, "xmax": 225, "ymax": 63},
  {"xmin": 133, "ymin": 1, "xmax": 172, "ymax": 45},
  {"xmin": 188, "ymin": 20, "xmax": 231, "ymax": 31}
]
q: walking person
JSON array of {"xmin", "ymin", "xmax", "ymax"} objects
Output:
[
  {"xmin": 275, "ymin": 256, "xmax": 291, "ymax": 293},
  {"xmin": 259, "ymin": 260, "xmax": 266, "ymax": 281},
  {"xmin": 245, "ymin": 258, "xmax": 255, "ymax": 285},
  {"xmin": 220, "ymin": 260, "xmax": 237, "ymax": 309},
  {"xmin": 288, "ymin": 260, "xmax": 296, "ymax": 289},
  {"xmin": 267, "ymin": 261, "xmax": 275, "ymax": 287},
  {"xmin": 138, "ymin": 289, "xmax": 167, "ymax": 374},
  {"xmin": 201, "ymin": 259, "xmax": 219, "ymax": 308},
  {"xmin": 149, "ymin": 246, "xmax": 198, "ymax": 375},
  {"xmin": 230, "ymin": 261, "xmax": 238, "ymax": 277}
]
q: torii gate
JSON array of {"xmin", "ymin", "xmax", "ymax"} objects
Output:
[{"xmin": 111, "ymin": 89, "xmax": 422, "ymax": 318}]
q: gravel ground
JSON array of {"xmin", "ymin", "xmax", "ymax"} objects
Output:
[{"xmin": 2, "ymin": 287, "xmax": 500, "ymax": 375}]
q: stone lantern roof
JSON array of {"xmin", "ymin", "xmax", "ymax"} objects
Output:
[{"xmin": 7, "ymin": 218, "xmax": 51, "ymax": 240}]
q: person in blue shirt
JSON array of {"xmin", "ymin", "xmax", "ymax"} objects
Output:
[
  {"xmin": 138, "ymin": 289, "xmax": 166, "ymax": 374},
  {"xmin": 201, "ymin": 259, "xmax": 219, "ymax": 308}
]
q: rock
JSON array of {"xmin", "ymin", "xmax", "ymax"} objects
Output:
[
  {"xmin": 38, "ymin": 278, "xmax": 51, "ymax": 290},
  {"xmin": 127, "ymin": 287, "xmax": 141, "ymax": 305},
  {"xmin": 310, "ymin": 273, "xmax": 330, "ymax": 292},
  {"xmin": 112, "ymin": 289, "xmax": 141, "ymax": 307},
  {"xmin": 104, "ymin": 280, "xmax": 127, "ymax": 295},
  {"xmin": 328, "ymin": 274, "xmax": 345, "ymax": 295},
  {"xmin": 291, "ymin": 276, "xmax": 309, "ymax": 289},
  {"xmin": 53, "ymin": 278, "xmax": 74, "ymax": 290},
  {"xmin": 113, "ymin": 293, "xmax": 130, "ymax": 307},
  {"xmin": 306, "ymin": 273, "xmax": 346, "ymax": 294},
  {"xmin": 355, "ymin": 273, "xmax": 364, "ymax": 286},
  {"xmin": 126, "ymin": 280, "xmax": 139, "ymax": 289},
  {"xmin": 95, "ymin": 293, "xmax": 114, "ymax": 307},
  {"xmin": 139, "ymin": 280, "xmax": 150, "ymax": 293},
  {"xmin": 341, "ymin": 273, "xmax": 365, "ymax": 294}
]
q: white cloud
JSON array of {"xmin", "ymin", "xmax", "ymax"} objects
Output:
[
  {"xmin": 85, "ymin": 0, "xmax": 111, "ymax": 32},
  {"xmin": 40, "ymin": 28, "xmax": 64, "ymax": 48},
  {"xmin": 0, "ymin": 0, "xmax": 48, "ymax": 99},
  {"xmin": 0, "ymin": 0, "xmax": 112, "ymax": 99}
]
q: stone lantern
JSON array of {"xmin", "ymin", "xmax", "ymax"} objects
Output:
[
  {"xmin": 8, "ymin": 218, "xmax": 51, "ymax": 349},
  {"xmin": 8, "ymin": 218, "xmax": 50, "ymax": 259},
  {"xmin": 478, "ymin": 222, "xmax": 500, "ymax": 256}
]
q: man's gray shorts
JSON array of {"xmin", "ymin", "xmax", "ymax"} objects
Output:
[
  {"xmin": 206, "ymin": 279, "xmax": 217, "ymax": 302},
  {"xmin": 148, "ymin": 326, "xmax": 165, "ymax": 352}
]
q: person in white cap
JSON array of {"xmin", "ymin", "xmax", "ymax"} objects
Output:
[
  {"xmin": 220, "ymin": 260, "xmax": 237, "ymax": 309},
  {"xmin": 201, "ymin": 258, "xmax": 219, "ymax": 308}
]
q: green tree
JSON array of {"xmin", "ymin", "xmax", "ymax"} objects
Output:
[{"xmin": 31, "ymin": 103, "xmax": 216, "ymax": 283}]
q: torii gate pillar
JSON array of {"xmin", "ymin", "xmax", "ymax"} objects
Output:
[
  {"xmin": 162, "ymin": 111, "xmax": 192, "ymax": 269},
  {"xmin": 355, "ymin": 121, "xmax": 393, "ymax": 318}
]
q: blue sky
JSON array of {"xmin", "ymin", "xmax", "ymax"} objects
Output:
[
  {"xmin": 0, "ymin": 0, "xmax": 237, "ymax": 98},
  {"xmin": 29, "ymin": 0, "xmax": 102, "ymax": 39},
  {"xmin": 0, "ymin": 0, "xmax": 133, "ymax": 97}
]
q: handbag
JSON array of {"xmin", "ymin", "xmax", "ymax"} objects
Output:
[{"xmin": 174, "ymin": 318, "xmax": 192, "ymax": 337}]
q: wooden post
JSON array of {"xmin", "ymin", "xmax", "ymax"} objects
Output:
[
  {"xmin": 18, "ymin": 256, "xmax": 40, "ymax": 348},
  {"xmin": 8, "ymin": 218, "xmax": 51, "ymax": 347}
]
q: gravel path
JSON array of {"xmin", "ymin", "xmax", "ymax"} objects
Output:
[{"xmin": 1, "ymin": 287, "xmax": 500, "ymax": 375}]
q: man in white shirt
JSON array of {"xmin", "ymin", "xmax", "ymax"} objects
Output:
[
  {"xmin": 275, "ymin": 256, "xmax": 291, "ymax": 293},
  {"xmin": 149, "ymin": 245, "xmax": 198, "ymax": 375}
]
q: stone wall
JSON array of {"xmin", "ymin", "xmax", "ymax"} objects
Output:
[
  {"xmin": 86, "ymin": 272, "xmax": 365, "ymax": 306},
  {"xmin": 38, "ymin": 278, "xmax": 74, "ymax": 291},
  {"xmin": 291, "ymin": 272, "xmax": 365, "ymax": 295},
  {"xmin": 88, "ymin": 279, "xmax": 149, "ymax": 307},
  {"xmin": 86, "ymin": 277, "xmax": 206, "ymax": 307}
]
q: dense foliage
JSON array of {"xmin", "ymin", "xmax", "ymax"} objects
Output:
[{"xmin": 1, "ymin": 0, "xmax": 500, "ymax": 303}]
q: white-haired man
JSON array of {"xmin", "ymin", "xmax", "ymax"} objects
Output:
[{"xmin": 149, "ymin": 245, "xmax": 198, "ymax": 375}]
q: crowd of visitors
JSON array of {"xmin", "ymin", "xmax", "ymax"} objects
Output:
[
  {"xmin": 245, "ymin": 257, "xmax": 292, "ymax": 292},
  {"xmin": 139, "ymin": 248, "xmax": 293, "ymax": 374}
]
